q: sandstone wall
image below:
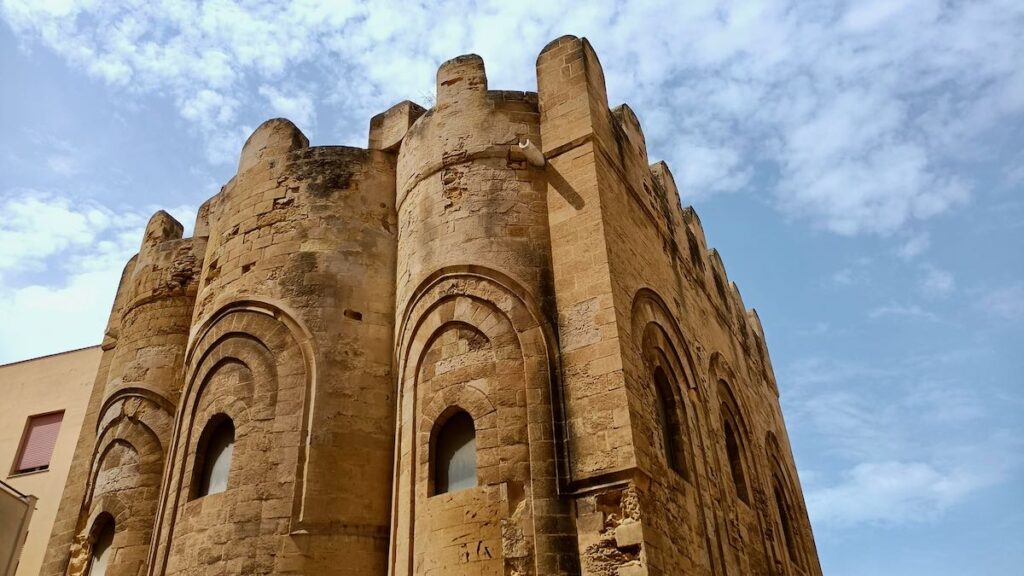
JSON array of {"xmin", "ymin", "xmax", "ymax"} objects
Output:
[
  {"xmin": 389, "ymin": 54, "xmax": 575, "ymax": 576},
  {"xmin": 149, "ymin": 120, "xmax": 399, "ymax": 575},
  {"xmin": 41, "ymin": 35, "xmax": 821, "ymax": 576},
  {"xmin": 42, "ymin": 211, "xmax": 204, "ymax": 576},
  {"xmin": 536, "ymin": 35, "xmax": 821, "ymax": 576}
]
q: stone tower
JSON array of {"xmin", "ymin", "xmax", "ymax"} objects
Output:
[{"xmin": 43, "ymin": 36, "xmax": 822, "ymax": 576}]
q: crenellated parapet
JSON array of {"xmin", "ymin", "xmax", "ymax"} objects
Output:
[
  {"xmin": 389, "ymin": 51, "xmax": 571, "ymax": 576},
  {"xmin": 40, "ymin": 208, "xmax": 207, "ymax": 576},
  {"xmin": 105, "ymin": 211, "xmax": 205, "ymax": 406},
  {"xmin": 532, "ymin": 34, "xmax": 820, "ymax": 576},
  {"xmin": 43, "ymin": 35, "xmax": 819, "ymax": 576},
  {"xmin": 369, "ymin": 100, "xmax": 426, "ymax": 152},
  {"xmin": 157, "ymin": 117, "xmax": 398, "ymax": 575}
]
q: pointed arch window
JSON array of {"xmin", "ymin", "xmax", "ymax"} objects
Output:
[
  {"xmin": 194, "ymin": 416, "xmax": 234, "ymax": 498},
  {"xmin": 721, "ymin": 407, "xmax": 750, "ymax": 504},
  {"xmin": 653, "ymin": 367, "xmax": 687, "ymax": 477},
  {"xmin": 774, "ymin": 475, "xmax": 803, "ymax": 568},
  {"xmin": 433, "ymin": 411, "xmax": 476, "ymax": 495},
  {"xmin": 718, "ymin": 381, "xmax": 752, "ymax": 505},
  {"xmin": 88, "ymin": 518, "xmax": 114, "ymax": 576}
]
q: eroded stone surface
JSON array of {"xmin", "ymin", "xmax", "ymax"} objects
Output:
[{"xmin": 42, "ymin": 36, "xmax": 821, "ymax": 576}]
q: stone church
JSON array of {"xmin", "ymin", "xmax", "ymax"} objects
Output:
[{"xmin": 41, "ymin": 36, "xmax": 822, "ymax": 576}]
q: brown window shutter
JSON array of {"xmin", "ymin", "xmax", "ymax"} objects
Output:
[{"xmin": 16, "ymin": 412, "xmax": 63, "ymax": 472}]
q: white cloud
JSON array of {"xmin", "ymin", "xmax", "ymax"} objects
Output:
[
  {"xmin": 2, "ymin": 0, "xmax": 1018, "ymax": 238},
  {"xmin": 784, "ymin": 353, "xmax": 1020, "ymax": 528},
  {"xmin": 784, "ymin": 358, "xmax": 898, "ymax": 459},
  {"xmin": 827, "ymin": 257, "xmax": 873, "ymax": 288},
  {"xmin": 0, "ymin": 190, "xmax": 196, "ymax": 363},
  {"xmin": 673, "ymin": 142, "xmax": 750, "ymax": 197},
  {"xmin": 1005, "ymin": 152, "xmax": 1024, "ymax": 187},
  {"xmin": 180, "ymin": 89, "xmax": 239, "ymax": 125},
  {"xmin": 868, "ymin": 303, "xmax": 939, "ymax": 322},
  {"xmin": 831, "ymin": 268, "xmax": 854, "ymax": 286},
  {"xmin": 841, "ymin": 0, "xmax": 915, "ymax": 32},
  {"xmin": 14, "ymin": 130, "xmax": 89, "ymax": 179},
  {"xmin": 203, "ymin": 124, "xmax": 256, "ymax": 166},
  {"xmin": 46, "ymin": 153, "xmax": 81, "ymax": 177},
  {"xmin": 796, "ymin": 322, "xmax": 830, "ymax": 337},
  {"xmin": 919, "ymin": 264, "xmax": 955, "ymax": 298},
  {"xmin": 897, "ymin": 231, "xmax": 931, "ymax": 260},
  {"xmin": 258, "ymin": 85, "xmax": 316, "ymax": 130},
  {"xmin": 807, "ymin": 461, "xmax": 988, "ymax": 527},
  {"xmin": 979, "ymin": 283, "xmax": 1024, "ymax": 320},
  {"xmin": 0, "ymin": 266, "xmax": 125, "ymax": 363},
  {"xmin": 0, "ymin": 191, "xmax": 143, "ymax": 275}
]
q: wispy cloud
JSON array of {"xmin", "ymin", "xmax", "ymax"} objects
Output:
[
  {"xmin": 0, "ymin": 190, "xmax": 195, "ymax": 363},
  {"xmin": 46, "ymin": 154, "xmax": 81, "ymax": 177},
  {"xmin": 833, "ymin": 269, "xmax": 854, "ymax": 286},
  {"xmin": 868, "ymin": 303, "xmax": 939, "ymax": 322},
  {"xmin": 258, "ymin": 85, "xmax": 316, "ymax": 131},
  {"xmin": 827, "ymin": 257, "xmax": 873, "ymax": 287},
  {"xmin": 1004, "ymin": 150, "xmax": 1024, "ymax": 187},
  {"xmin": 3, "ymin": 0, "xmax": 1019, "ymax": 238},
  {"xmin": 919, "ymin": 264, "xmax": 956, "ymax": 298},
  {"xmin": 806, "ymin": 460, "xmax": 996, "ymax": 527},
  {"xmin": 7, "ymin": 130, "xmax": 90, "ymax": 180},
  {"xmin": 897, "ymin": 231, "xmax": 931, "ymax": 260},
  {"xmin": 979, "ymin": 283, "xmax": 1024, "ymax": 320},
  {"xmin": 784, "ymin": 351, "xmax": 1021, "ymax": 528},
  {"xmin": 796, "ymin": 321, "xmax": 831, "ymax": 337},
  {"xmin": 0, "ymin": 190, "xmax": 142, "ymax": 277}
]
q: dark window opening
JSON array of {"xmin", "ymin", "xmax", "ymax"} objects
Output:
[
  {"xmin": 774, "ymin": 480, "xmax": 803, "ymax": 568},
  {"xmin": 723, "ymin": 416, "xmax": 749, "ymax": 504},
  {"xmin": 653, "ymin": 367, "xmax": 687, "ymax": 477},
  {"xmin": 195, "ymin": 417, "xmax": 234, "ymax": 498},
  {"xmin": 433, "ymin": 411, "xmax": 476, "ymax": 495},
  {"xmin": 88, "ymin": 519, "xmax": 114, "ymax": 576}
]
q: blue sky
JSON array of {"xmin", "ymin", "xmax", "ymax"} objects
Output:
[{"xmin": 0, "ymin": 1, "xmax": 1021, "ymax": 574}]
